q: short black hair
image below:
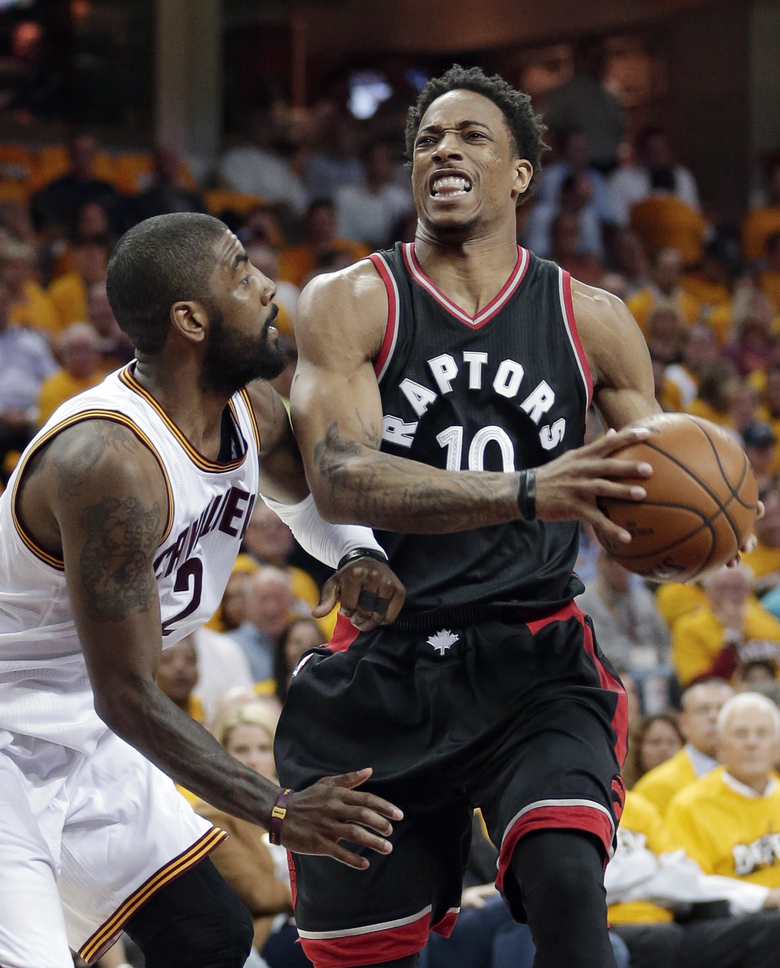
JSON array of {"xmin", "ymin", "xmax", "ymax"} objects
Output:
[
  {"xmin": 106, "ymin": 213, "xmax": 227, "ymax": 354},
  {"xmin": 404, "ymin": 64, "xmax": 546, "ymax": 197}
]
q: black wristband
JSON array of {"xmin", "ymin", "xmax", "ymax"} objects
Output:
[
  {"xmin": 517, "ymin": 467, "xmax": 537, "ymax": 521},
  {"xmin": 337, "ymin": 548, "xmax": 389, "ymax": 572}
]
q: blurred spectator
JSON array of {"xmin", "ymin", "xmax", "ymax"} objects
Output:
[
  {"xmin": 30, "ymin": 132, "xmax": 120, "ymax": 237},
  {"xmin": 0, "ymin": 278, "xmax": 56, "ymax": 475},
  {"xmin": 608, "ymin": 127, "xmax": 700, "ymax": 227},
  {"xmin": 623, "ymin": 713, "xmax": 683, "ymax": 789},
  {"xmin": 577, "ymin": 550, "xmax": 670, "ymax": 672},
  {"xmin": 544, "ymin": 38, "xmax": 625, "ymax": 172},
  {"xmin": 549, "ymin": 212, "xmax": 603, "ymax": 286},
  {"xmin": 37, "ymin": 322, "xmax": 104, "ymax": 426},
  {"xmin": 242, "ymin": 502, "xmax": 322, "ymax": 611},
  {"xmin": 230, "ymin": 566, "xmax": 306, "ymax": 681},
  {"xmin": 607, "ymin": 789, "xmax": 780, "ymax": 968},
  {"xmin": 195, "ymin": 702, "xmax": 308, "ymax": 966},
  {"xmin": 686, "ymin": 357, "xmax": 740, "ymax": 426},
  {"xmin": 757, "ymin": 361, "xmax": 780, "ymax": 442},
  {"xmin": 731, "ymin": 640, "xmax": 780, "ymax": 692},
  {"xmin": 682, "ymin": 239, "xmax": 734, "ymax": 312},
  {"xmin": 206, "ymin": 687, "xmax": 280, "ymax": 736},
  {"xmin": 48, "ymin": 237, "xmax": 110, "ymax": 330},
  {"xmin": 665, "ymin": 323, "xmax": 720, "ymax": 410},
  {"xmin": 627, "ymin": 248, "xmax": 699, "ymax": 334},
  {"xmin": 645, "ymin": 304, "xmax": 685, "ymax": 365},
  {"xmin": 655, "ymin": 579, "xmax": 709, "ymax": 633},
  {"xmin": 272, "ymin": 617, "xmax": 325, "ymax": 704},
  {"xmin": 671, "ymin": 565, "xmax": 780, "ymax": 686},
  {"xmin": 533, "ymin": 130, "xmax": 615, "ymax": 222},
  {"xmin": 743, "ymin": 480, "xmax": 780, "ymax": 592},
  {"xmin": 725, "ymin": 287, "xmax": 777, "ymax": 376},
  {"xmin": 130, "ymin": 146, "xmax": 206, "ymax": 224},
  {"xmin": 87, "ymin": 281, "xmax": 134, "ymax": 369},
  {"xmin": 207, "ymin": 553, "xmax": 260, "ymax": 634},
  {"xmin": 525, "ymin": 171, "xmax": 604, "ymax": 261},
  {"xmin": 609, "ymin": 227, "xmax": 650, "ymax": 298},
  {"xmin": 667, "ymin": 693, "xmax": 780, "ymax": 892},
  {"xmin": 155, "ymin": 635, "xmax": 203, "ymax": 722},
  {"xmin": 759, "ymin": 232, "xmax": 780, "ymax": 314},
  {"xmin": 219, "ymin": 108, "xmax": 308, "ymax": 217},
  {"xmin": 238, "ymin": 204, "xmax": 286, "ymax": 250},
  {"xmin": 742, "ymin": 423, "xmax": 778, "ymax": 492},
  {"xmin": 303, "ymin": 101, "xmax": 365, "ymax": 201},
  {"xmin": 729, "ymin": 380, "xmax": 761, "ymax": 439},
  {"xmin": 277, "ymin": 198, "xmax": 369, "ymax": 288},
  {"xmin": 185, "ymin": 626, "xmax": 254, "ymax": 722},
  {"xmin": 629, "ymin": 181, "xmax": 707, "ymax": 266},
  {"xmin": 742, "ymin": 161, "xmax": 780, "ymax": 262},
  {"xmin": 0, "ymin": 238, "xmax": 60, "ymax": 336},
  {"xmin": 633, "ymin": 679, "xmax": 733, "ymax": 816},
  {"xmin": 0, "ymin": 200, "xmax": 36, "ymax": 245},
  {"xmin": 335, "ymin": 141, "xmax": 412, "ymax": 248}
]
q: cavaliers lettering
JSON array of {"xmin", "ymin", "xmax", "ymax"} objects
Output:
[{"xmin": 733, "ymin": 833, "xmax": 780, "ymax": 876}]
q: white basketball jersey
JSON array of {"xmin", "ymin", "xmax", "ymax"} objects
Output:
[{"xmin": 0, "ymin": 364, "xmax": 260, "ymax": 751}]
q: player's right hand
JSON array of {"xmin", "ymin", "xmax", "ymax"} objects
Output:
[
  {"xmin": 276, "ymin": 767, "xmax": 403, "ymax": 870},
  {"xmin": 535, "ymin": 426, "xmax": 653, "ymax": 545}
]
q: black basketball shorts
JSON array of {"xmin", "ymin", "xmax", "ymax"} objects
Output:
[{"xmin": 274, "ymin": 601, "xmax": 628, "ymax": 968}]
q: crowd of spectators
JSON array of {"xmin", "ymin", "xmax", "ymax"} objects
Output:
[{"xmin": 3, "ymin": 77, "xmax": 780, "ymax": 968}]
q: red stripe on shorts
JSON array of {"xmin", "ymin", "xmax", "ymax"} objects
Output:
[
  {"xmin": 496, "ymin": 803, "xmax": 614, "ymax": 893},
  {"xmin": 431, "ymin": 908, "xmax": 459, "ymax": 937},
  {"xmin": 327, "ymin": 612, "xmax": 360, "ymax": 653},
  {"xmin": 299, "ymin": 909, "xmax": 430, "ymax": 968}
]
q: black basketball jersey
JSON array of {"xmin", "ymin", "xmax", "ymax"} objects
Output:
[{"xmin": 369, "ymin": 242, "xmax": 592, "ymax": 613}]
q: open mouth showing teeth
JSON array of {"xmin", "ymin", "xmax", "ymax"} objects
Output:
[{"xmin": 431, "ymin": 175, "xmax": 472, "ymax": 198}]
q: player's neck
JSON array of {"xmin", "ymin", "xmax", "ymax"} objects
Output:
[
  {"xmin": 412, "ymin": 225, "xmax": 519, "ymax": 318},
  {"xmin": 133, "ymin": 353, "xmax": 229, "ymax": 462}
]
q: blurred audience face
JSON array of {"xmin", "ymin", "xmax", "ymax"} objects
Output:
[
  {"xmin": 87, "ymin": 282, "xmax": 121, "ymax": 339},
  {"xmin": 0, "ymin": 245, "xmax": 34, "ymax": 295},
  {"xmin": 225, "ymin": 722, "xmax": 276, "ymax": 780},
  {"xmin": 59, "ymin": 324, "xmax": 101, "ymax": 379},
  {"xmin": 653, "ymin": 248, "xmax": 682, "ymax": 294},
  {"xmin": 562, "ymin": 131, "xmax": 589, "ymax": 171},
  {"xmin": 207, "ymin": 688, "xmax": 278, "ymax": 734},
  {"xmin": 765, "ymin": 367, "xmax": 780, "ymax": 416},
  {"xmin": 366, "ymin": 143, "xmax": 392, "ymax": 187},
  {"xmin": 306, "ymin": 203, "xmax": 336, "ymax": 246},
  {"xmin": 757, "ymin": 486, "xmax": 780, "ymax": 548},
  {"xmin": 74, "ymin": 240, "xmax": 109, "ymax": 284},
  {"xmin": 68, "ymin": 134, "xmax": 98, "ymax": 181},
  {"xmin": 642, "ymin": 131, "xmax": 672, "ymax": 169},
  {"xmin": 682, "ymin": 324, "xmax": 718, "ymax": 375},
  {"xmin": 717, "ymin": 697, "xmax": 780, "ymax": 789},
  {"xmin": 284, "ymin": 619, "xmax": 324, "ymax": 675},
  {"xmin": 243, "ymin": 504, "xmax": 294, "ymax": 567},
  {"xmin": 705, "ymin": 566, "xmax": 752, "ymax": 631},
  {"xmin": 679, "ymin": 680, "xmax": 734, "ymax": 757},
  {"xmin": 156, "ymin": 637, "xmax": 198, "ymax": 709},
  {"xmin": 639, "ymin": 717, "xmax": 683, "ymax": 773},
  {"xmin": 646, "ymin": 307, "xmax": 683, "ymax": 363},
  {"xmin": 154, "ymin": 145, "xmax": 180, "ymax": 185},
  {"xmin": 729, "ymin": 382, "xmax": 759, "ymax": 434},
  {"xmin": 550, "ymin": 213, "xmax": 579, "ymax": 261},
  {"xmin": 221, "ymin": 569, "xmax": 253, "ymax": 630},
  {"xmin": 76, "ymin": 202, "xmax": 110, "ymax": 240},
  {"xmin": 614, "ymin": 228, "xmax": 648, "ymax": 280},
  {"xmin": 243, "ymin": 568, "xmax": 295, "ymax": 638}
]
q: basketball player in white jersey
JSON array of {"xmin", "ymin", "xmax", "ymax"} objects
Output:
[{"xmin": 0, "ymin": 213, "xmax": 405, "ymax": 968}]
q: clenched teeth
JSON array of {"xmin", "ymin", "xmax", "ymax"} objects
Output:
[{"xmin": 431, "ymin": 175, "xmax": 472, "ymax": 197}]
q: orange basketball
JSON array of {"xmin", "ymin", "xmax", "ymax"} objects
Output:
[{"xmin": 596, "ymin": 413, "xmax": 759, "ymax": 583}]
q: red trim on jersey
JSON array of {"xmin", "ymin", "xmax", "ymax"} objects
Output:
[
  {"xmin": 524, "ymin": 599, "xmax": 581, "ymax": 635},
  {"xmin": 287, "ymin": 851, "xmax": 297, "ymax": 908},
  {"xmin": 402, "ymin": 243, "xmax": 529, "ymax": 330},
  {"xmin": 560, "ymin": 270, "xmax": 593, "ymax": 406},
  {"xmin": 368, "ymin": 253, "xmax": 399, "ymax": 379},
  {"xmin": 496, "ymin": 804, "xmax": 614, "ymax": 893},
  {"xmin": 431, "ymin": 909, "xmax": 459, "ymax": 937},
  {"xmin": 299, "ymin": 910, "xmax": 430, "ymax": 968},
  {"xmin": 327, "ymin": 613, "xmax": 360, "ymax": 653}
]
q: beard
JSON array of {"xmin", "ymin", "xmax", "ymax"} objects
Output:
[{"xmin": 201, "ymin": 303, "xmax": 286, "ymax": 397}]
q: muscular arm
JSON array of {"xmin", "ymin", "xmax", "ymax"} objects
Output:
[
  {"xmin": 291, "ymin": 263, "xmax": 653, "ymax": 541},
  {"xmin": 571, "ymin": 279, "xmax": 661, "ymax": 429}
]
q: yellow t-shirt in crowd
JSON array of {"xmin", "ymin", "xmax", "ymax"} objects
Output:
[
  {"xmin": 10, "ymin": 279, "xmax": 62, "ymax": 337},
  {"xmin": 667, "ymin": 766, "xmax": 780, "ymax": 887},
  {"xmin": 37, "ymin": 369, "xmax": 103, "ymax": 426},
  {"xmin": 685, "ymin": 398, "xmax": 731, "ymax": 427},
  {"xmin": 654, "ymin": 582, "xmax": 707, "ymax": 631},
  {"xmin": 632, "ymin": 746, "xmax": 698, "ymax": 818},
  {"xmin": 608, "ymin": 792, "xmax": 675, "ymax": 924},
  {"xmin": 680, "ymin": 274, "xmax": 731, "ymax": 312},
  {"xmin": 742, "ymin": 542, "xmax": 780, "ymax": 582},
  {"xmin": 672, "ymin": 601, "xmax": 780, "ymax": 686},
  {"xmin": 627, "ymin": 287, "xmax": 699, "ymax": 334},
  {"xmin": 48, "ymin": 272, "xmax": 88, "ymax": 330},
  {"xmin": 742, "ymin": 207, "xmax": 780, "ymax": 262}
]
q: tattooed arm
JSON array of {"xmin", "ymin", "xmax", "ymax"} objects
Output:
[
  {"xmin": 15, "ymin": 418, "xmax": 401, "ymax": 868},
  {"xmin": 291, "ymin": 262, "xmax": 652, "ymax": 542}
]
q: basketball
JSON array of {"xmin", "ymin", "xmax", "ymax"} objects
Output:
[{"xmin": 596, "ymin": 413, "xmax": 759, "ymax": 583}]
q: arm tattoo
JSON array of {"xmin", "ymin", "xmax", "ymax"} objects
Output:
[
  {"xmin": 54, "ymin": 420, "xmax": 139, "ymax": 498},
  {"xmin": 79, "ymin": 496, "xmax": 161, "ymax": 621}
]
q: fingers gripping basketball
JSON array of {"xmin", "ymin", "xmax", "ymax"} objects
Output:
[{"xmin": 597, "ymin": 414, "xmax": 759, "ymax": 583}]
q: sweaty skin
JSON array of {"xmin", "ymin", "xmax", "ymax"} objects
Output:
[{"xmin": 11, "ymin": 229, "xmax": 405, "ymax": 871}]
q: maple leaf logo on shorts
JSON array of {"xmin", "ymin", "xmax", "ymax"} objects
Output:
[{"xmin": 427, "ymin": 629, "xmax": 459, "ymax": 655}]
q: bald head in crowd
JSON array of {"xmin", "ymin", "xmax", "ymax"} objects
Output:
[{"xmin": 716, "ymin": 692, "xmax": 780, "ymax": 794}]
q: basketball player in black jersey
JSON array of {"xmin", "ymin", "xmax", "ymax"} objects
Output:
[{"xmin": 272, "ymin": 66, "xmax": 663, "ymax": 968}]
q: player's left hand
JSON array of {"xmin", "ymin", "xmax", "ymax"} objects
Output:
[{"xmin": 314, "ymin": 556, "xmax": 405, "ymax": 631}]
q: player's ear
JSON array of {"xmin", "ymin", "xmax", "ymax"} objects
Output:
[
  {"xmin": 170, "ymin": 300, "xmax": 208, "ymax": 344},
  {"xmin": 512, "ymin": 159, "xmax": 533, "ymax": 198}
]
